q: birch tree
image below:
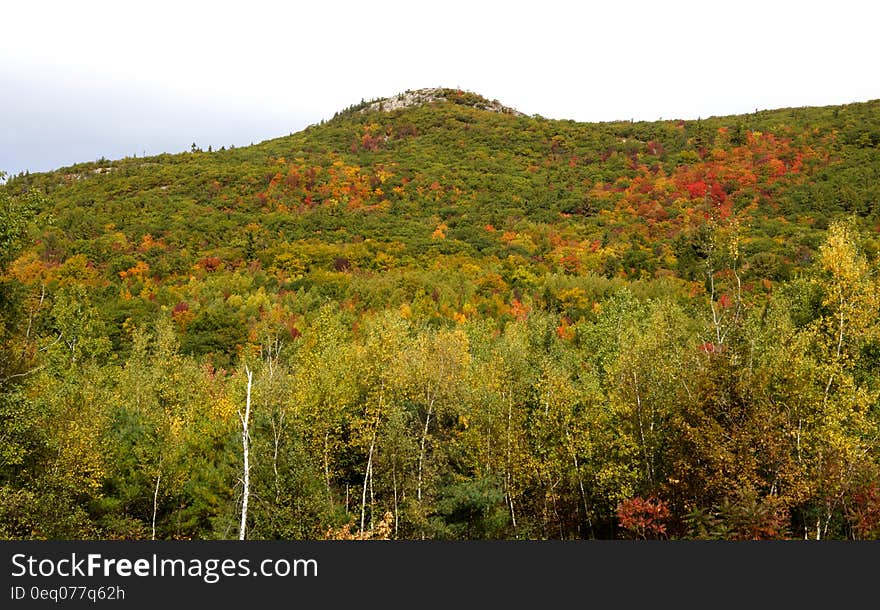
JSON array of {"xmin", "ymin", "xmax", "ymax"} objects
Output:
[
  {"xmin": 354, "ymin": 312, "xmax": 407, "ymax": 536},
  {"xmin": 238, "ymin": 366, "xmax": 253, "ymax": 540},
  {"xmin": 399, "ymin": 327, "xmax": 469, "ymax": 534},
  {"xmin": 805, "ymin": 220, "xmax": 879, "ymax": 538}
]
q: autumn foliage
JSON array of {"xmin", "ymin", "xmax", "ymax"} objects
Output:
[
  {"xmin": 617, "ymin": 497, "xmax": 670, "ymax": 540},
  {"xmin": 2, "ymin": 93, "xmax": 880, "ymax": 541}
]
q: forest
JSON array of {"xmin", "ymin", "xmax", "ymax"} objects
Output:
[{"xmin": 1, "ymin": 89, "xmax": 879, "ymax": 540}]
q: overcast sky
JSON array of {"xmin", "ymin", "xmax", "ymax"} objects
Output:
[{"xmin": 2, "ymin": 0, "xmax": 878, "ymax": 177}]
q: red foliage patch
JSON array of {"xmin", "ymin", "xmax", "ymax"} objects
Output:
[
  {"xmin": 686, "ymin": 180, "xmax": 708, "ymax": 198},
  {"xmin": 849, "ymin": 482, "xmax": 880, "ymax": 539},
  {"xmin": 617, "ymin": 496, "xmax": 670, "ymax": 539}
]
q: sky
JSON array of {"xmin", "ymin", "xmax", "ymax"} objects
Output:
[{"xmin": 2, "ymin": 0, "xmax": 878, "ymax": 177}]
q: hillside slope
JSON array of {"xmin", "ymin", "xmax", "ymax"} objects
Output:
[
  {"xmin": 6, "ymin": 92, "xmax": 880, "ymax": 356},
  {"xmin": 9, "ymin": 91, "xmax": 880, "ymax": 293}
]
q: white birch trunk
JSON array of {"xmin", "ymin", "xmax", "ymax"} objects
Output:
[
  {"xmin": 271, "ymin": 413, "xmax": 284, "ymax": 504},
  {"xmin": 417, "ymin": 399, "xmax": 434, "ymax": 503},
  {"xmin": 505, "ymin": 392, "xmax": 517, "ymax": 532},
  {"xmin": 151, "ymin": 472, "xmax": 161, "ymax": 541},
  {"xmin": 360, "ymin": 431, "xmax": 377, "ymax": 535},
  {"xmin": 360, "ymin": 388, "xmax": 382, "ymax": 535},
  {"xmin": 239, "ymin": 367, "xmax": 253, "ymax": 541},
  {"xmin": 324, "ymin": 430, "xmax": 333, "ymax": 506}
]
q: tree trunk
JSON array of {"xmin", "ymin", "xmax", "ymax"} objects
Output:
[
  {"xmin": 392, "ymin": 464, "xmax": 399, "ymax": 538},
  {"xmin": 417, "ymin": 399, "xmax": 434, "ymax": 503},
  {"xmin": 323, "ymin": 430, "xmax": 333, "ymax": 506},
  {"xmin": 271, "ymin": 412, "xmax": 284, "ymax": 504},
  {"xmin": 360, "ymin": 429, "xmax": 377, "ymax": 535},
  {"xmin": 505, "ymin": 392, "xmax": 517, "ymax": 533},
  {"xmin": 568, "ymin": 429, "xmax": 592, "ymax": 538},
  {"xmin": 360, "ymin": 388, "xmax": 383, "ymax": 535},
  {"xmin": 239, "ymin": 367, "xmax": 253, "ymax": 541},
  {"xmin": 632, "ymin": 370, "xmax": 654, "ymax": 487},
  {"xmin": 822, "ymin": 305, "xmax": 846, "ymax": 410},
  {"xmin": 151, "ymin": 472, "xmax": 161, "ymax": 541}
]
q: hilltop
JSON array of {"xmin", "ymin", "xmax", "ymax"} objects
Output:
[{"xmin": 357, "ymin": 87, "xmax": 524, "ymax": 116}]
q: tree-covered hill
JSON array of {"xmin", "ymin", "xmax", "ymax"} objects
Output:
[{"xmin": 1, "ymin": 90, "xmax": 879, "ymax": 540}]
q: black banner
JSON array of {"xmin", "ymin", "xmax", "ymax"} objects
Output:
[{"xmin": 1, "ymin": 541, "xmax": 876, "ymax": 608}]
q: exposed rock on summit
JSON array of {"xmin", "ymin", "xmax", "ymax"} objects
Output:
[{"xmin": 361, "ymin": 87, "xmax": 523, "ymax": 116}]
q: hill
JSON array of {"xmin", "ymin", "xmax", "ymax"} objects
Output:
[{"xmin": 1, "ymin": 90, "xmax": 879, "ymax": 540}]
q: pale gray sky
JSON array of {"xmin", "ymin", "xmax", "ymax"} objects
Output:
[{"xmin": 2, "ymin": 0, "xmax": 878, "ymax": 177}]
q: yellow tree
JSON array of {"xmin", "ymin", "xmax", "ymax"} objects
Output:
[
  {"xmin": 398, "ymin": 327, "xmax": 469, "ymax": 534},
  {"xmin": 291, "ymin": 305, "xmax": 356, "ymax": 511},
  {"xmin": 607, "ymin": 298, "xmax": 693, "ymax": 494},
  {"xmin": 806, "ymin": 220, "xmax": 879, "ymax": 538},
  {"xmin": 461, "ymin": 319, "xmax": 537, "ymax": 536},
  {"xmin": 530, "ymin": 347, "xmax": 608, "ymax": 538},
  {"xmin": 353, "ymin": 311, "xmax": 408, "ymax": 536}
]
